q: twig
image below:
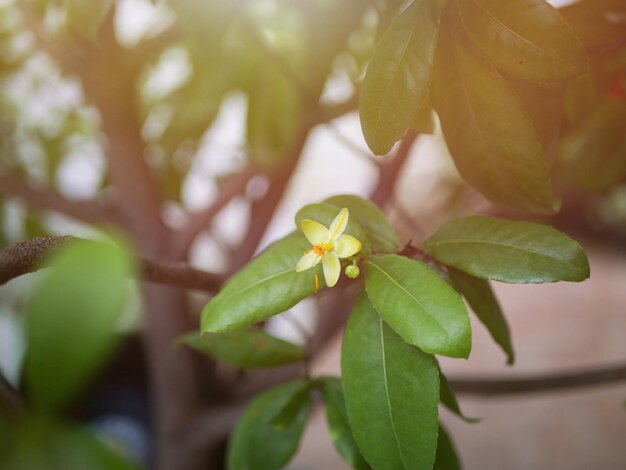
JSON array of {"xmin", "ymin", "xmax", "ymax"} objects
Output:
[
  {"xmin": 0, "ymin": 236, "xmax": 223, "ymax": 292},
  {"xmin": 449, "ymin": 363, "xmax": 626, "ymax": 396},
  {"xmin": 0, "ymin": 173, "xmax": 117, "ymax": 225},
  {"xmin": 175, "ymin": 166, "xmax": 259, "ymax": 255}
]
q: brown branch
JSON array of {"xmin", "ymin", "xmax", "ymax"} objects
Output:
[
  {"xmin": 0, "ymin": 372, "xmax": 23, "ymax": 415},
  {"xmin": 449, "ymin": 363, "xmax": 626, "ymax": 396},
  {"xmin": 175, "ymin": 166, "xmax": 259, "ymax": 255},
  {"xmin": 0, "ymin": 236, "xmax": 222, "ymax": 292},
  {"xmin": 0, "ymin": 173, "xmax": 117, "ymax": 225}
]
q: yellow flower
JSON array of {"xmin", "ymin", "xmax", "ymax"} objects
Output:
[{"xmin": 296, "ymin": 208, "xmax": 362, "ymax": 287}]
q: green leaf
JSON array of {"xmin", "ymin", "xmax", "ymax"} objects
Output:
[
  {"xmin": 359, "ymin": 0, "xmax": 443, "ymax": 155},
  {"xmin": 432, "ymin": 17, "xmax": 555, "ymax": 214},
  {"xmin": 24, "ymin": 239, "xmax": 133, "ymax": 411},
  {"xmin": 324, "ymin": 195, "xmax": 400, "ymax": 254},
  {"xmin": 454, "ymin": 0, "xmax": 588, "ymax": 82},
  {"xmin": 439, "ymin": 366, "xmax": 478, "ymax": 423},
  {"xmin": 227, "ymin": 379, "xmax": 310, "ymax": 470},
  {"xmin": 433, "ymin": 425, "xmax": 461, "ymax": 470},
  {"xmin": 201, "ymin": 236, "xmax": 320, "ymax": 333},
  {"xmin": 269, "ymin": 382, "xmax": 314, "ymax": 431},
  {"xmin": 364, "ymin": 255, "xmax": 471, "ymax": 359},
  {"xmin": 180, "ymin": 330, "xmax": 305, "ymax": 369},
  {"xmin": 341, "ymin": 295, "xmax": 440, "ymax": 470},
  {"xmin": 448, "ymin": 268, "xmax": 514, "ymax": 364},
  {"xmin": 424, "ymin": 215, "xmax": 590, "ymax": 283},
  {"xmin": 319, "ymin": 377, "xmax": 371, "ymax": 470},
  {"xmin": 65, "ymin": 0, "xmax": 113, "ymax": 41},
  {"xmin": 295, "ymin": 202, "xmax": 369, "ymax": 253}
]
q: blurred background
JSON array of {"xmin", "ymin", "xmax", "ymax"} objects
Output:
[{"xmin": 1, "ymin": 0, "xmax": 626, "ymax": 468}]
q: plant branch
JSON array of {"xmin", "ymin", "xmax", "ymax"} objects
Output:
[
  {"xmin": 0, "ymin": 372, "xmax": 23, "ymax": 415},
  {"xmin": 449, "ymin": 362, "xmax": 626, "ymax": 396},
  {"xmin": 0, "ymin": 236, "xmax": 222, "ymax": 292},
  {"xmin": 0, "ymin": 173, "xmax": 117, "ymax": 225}
]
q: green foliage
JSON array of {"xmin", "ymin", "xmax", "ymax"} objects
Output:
[
  {"xmin": 341, "ymin": 295, "xmax": 440, "ymax": 470},
  {"xmin": 433, "ymin": 425, "xmax": 461, "ymax": 470},
  {"xmin": 227, "ymin": 379, "xmax": 311, "ymax": 470},
  {"xmin": 448, "ymin": 268, "xmax": 514, "ymax": 364},
  {"xmin": 201, "ymin": 236, "xmax": 321, "ymax": 333},
  {"xmin": 319, "ymin": 377, "xmax": 370, "ymax": 470},
  {"xmin": 180, "ymin": 330, "xmax": 305, "ymax": 369},
  {"xmin": 439, "ymin": 366, "xmax": 477, "ymax": 423},
  {"xmin": 364, "ymin": 255, "xmax": 471, "ymax": 358},
  {"xmin": 424, "ymin": 215, "xmax": 590, "ymax": 283},
  {"xmin": 359, "ymin": 0, "xmax": 443, "ymax": 154},
  {"xmin": 24, "ymin": 239, "xmax": 133, "ymax": 411}
]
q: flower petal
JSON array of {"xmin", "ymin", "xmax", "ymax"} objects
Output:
[
  {"xmin": 334, "ymin": 234, "xmax": 362, "ymax": 258},
  {"xmin": 301, "ymin": 219, "xmax": 329, "ymax": 245},
  {"xmin": 328, "ymin": 208, "xmax": 349, "ymax": 241},
  {"xmin": 296, "ymin": 251, "xmax": 322, "ymax": 272},
  {"xmin": 322, "ymin": 251, "xmax": 341, "ymax": 287}
]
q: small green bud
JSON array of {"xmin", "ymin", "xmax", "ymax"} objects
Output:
[{"xmin": 345, "ymin": 264, "xmax": 360, "ymax": 279}]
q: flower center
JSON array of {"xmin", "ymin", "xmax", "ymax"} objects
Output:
[{"xmin": 313, "ymin": 244, "xmax": 326, "ymax": 256}]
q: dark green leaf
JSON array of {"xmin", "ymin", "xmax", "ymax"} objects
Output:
[
  {"xmin": 364, "ymin": 255, "xmax": 471, "ymax": 358},
  {"xmin": 455, "ymin": 0, "xmax": 588, "ymax": 82},
  {"xmin": 319, "ymin": 377, "xmax": 370, "ymax": 470},
  {"xmin": 269, "ymin": 383, "xmax": 313, "ymax": 431},
  {"xmin": 439, "ymin": 366, "xmax": 478, "ymax": 423},
  {"xmin": 448, "ymin": 268, "xmax": 514, "ymax": 364},
  {"xmin": 432, "ymin": 17, "xmax": 555, "ymax": 214},
  {"xmin": 201, "ymin": 236, "xmax": 321, "ymax": 333},
  {"xmin": 359, "ymin": 0, "xmax": 443, "ymax": 155},
  {"xmin": 24, "ymin": 240, "xmax": 133, "ymax": 411},
  {"xmin": 433, "ymin": 425, "xmax": 461, "ymax": 470},
  {"xmin": 180, "ymin": 330, "xmax": 305, "ymax": 368},
  {"xmin": 424, "ymin": 215, "xmax": 590, "ymax": 283},
  {"xmin": 227, "ymin": 379, "xmax": 310, "ymax": 470},
  {"xmin": 295, "ymin": 202, "xmax": 369, "ymax": 253},
  {"xmin": 342, "ymin": 295, "xmax": 440, "ymax": 469},
  {"xmin": 324, "ymin": 195, "xmax": 400, "ymax": 254}
]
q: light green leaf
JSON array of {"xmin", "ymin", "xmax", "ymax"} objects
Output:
[
  {"xmin": 24, "ymin": 239, "xmax": 133, "ymax": 411},
  {"xmin": 324, "ymin": 195, "xmax": 400, "ymax": 254},
  {"xmin": 319, "ymin": 377, "xmax": 371, "ymax": 470},
  {"xmin": 180, "ymin": 330, "xmax": 305, "ymax": 369},
  {"xmin": 295, "ymin": 202, "xmax": 369, "ymax": 253},
  {"xmin": 432, "ymin": 18, "xmax": 555, "ymax": 214},
  {"xmin": 359, "ymin": 0, "xmax": 443, "ymax": 155},
  {"xmin": 65, "ymin": 0, "xmax": 113, "ymax": 41},
  {"xmin": 201, "ymin": 236, "xmax": 321, "ymax": 333},
  {"xmin": 227, "ymin": 379, "xmax": 310, "ymax": 470},
  {"xmin": 364, "ymin": 255, "xmax": 471, "ymax": 359},
  {"xmin": 424, "ymin": 215, "xmax": 590, "ymax": 283},
  {"xmin": 455, "ymin": 0, "xmax": 588, "ymax": 82},
  {"xmin": 342, "ymin": 295, "xmax": 440, "ymax": 470},
  {"xmin": 448, "ymin": 268, "xmax": 514, "ymax": 364},
  {"xmin": 433, "ymin": 425, "xmax": 461, "ymax": 470}
]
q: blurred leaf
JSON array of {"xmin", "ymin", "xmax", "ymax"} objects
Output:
[
  {"xmin": 448, "ymin": 268, "xmax": 514, "ymax": 364},
  {"xmin": 563, "ymin": 72, "xmax": 599, "ymax": 131},
  {"xmin": 359, "ymin": 0, "xmax": 443, "ymax": 155},
  {"xmin": 227, "ymin": 379, "xmax": 310, "ymax": 470},
  {"xmin": 269, "ymin": 382, "xmax": 313, "ymax": 430},
  {"xmin": 295, "ymin": 202, "xmax": 370, "ymax": 254},
  {"xmin": 432, "ymin": 17, "xmax": 555, "ymax": 214},
  {"xmin": 324, "ymin": 195, "xmax": 400, "ymax": 254},
  {"xmin": 319, "ymin": 377, "xmax": 370, "ymax": 470},
  {"xmin": 24, "ymin": 239, "xmax": 133, "ymax": 411},
  {"xmin": 65, "ymin": 0, "xmax": 113, "ymax": 41},
  {"xmin": 412, "ymin": 93, "xmax": 436, "ymax": 135},
  {"xmin": 1, "ymin": 417, "xmax": 137, "ymax": 470},
  {"xmin": 168, "ymin": 0, "xmax": 234, "ymax": 53},
  {"xmin": 424, "ymin": 215, "xmax": 590, "ymax": 283},
  {"xmin": 201, "ymin": 236, "xmax": 321, "ymax": 333},
  {"xmin": 454, "ymin": 0, "xmax": 587, "ymax": 82},
  {"xmin": 180, "ymin": 330, "xmax": 305, "ymax": 369},
  {"xmin": 341, "ymin": 294, "xmax": 440, "ymax": 470},
  {"xmin": 433, "ymin": 425, "xmax": 461, "ymax": 470},
  {"xmin": 558, "ymin": 101, "xmax": 626, "ymax": 191},
  {"xmin": 364, "ymin": 255, "xmax": 471, "ymax": 358},
  {"xmin": 247, "ymin": 64, "xmax": 301, "ymax": 166},
  {"xmin": 560, "ymin": 0, "xmax": 626, "ymax": 50},
  {"xmin": 439, "ymin": 365, "xmax": 478, "ymax": 423}
]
